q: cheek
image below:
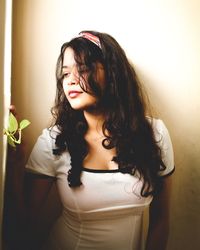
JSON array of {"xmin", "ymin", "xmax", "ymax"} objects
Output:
[
  {"xmin": 62, "ymin": 83, "xmax": 71, "ymax": 103},
  {"xmin": 62, "ymin": 81, "xmax": 68, "ymax": 94}
]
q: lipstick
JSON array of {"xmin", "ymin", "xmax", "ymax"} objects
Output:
[{"xmin": 68, "ymin": 91, "xmax": 82, "ymax": 98}]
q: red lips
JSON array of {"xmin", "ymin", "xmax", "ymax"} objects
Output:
[{"xmin": 68, "ymin": 90, "xmax": 83, "ymax": 98}]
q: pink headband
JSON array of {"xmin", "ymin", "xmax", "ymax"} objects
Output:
[{"xmin": 77, "ymin": 32, "xmax": 102, "ymax": 49}]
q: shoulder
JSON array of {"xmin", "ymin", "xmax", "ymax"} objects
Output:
[
  {"xmin": 147, "ymin": 117, "xmax": 170, "ymax": 142},
  {"xmin": 40, "ymin": 126, "xmax": 60, "ymax": 143},
  {"xmin": 148, "ymin": 117, "xmax": 167, "ymax": 136},
  {"xmin": 35, "ymin": 125, "xmax": 62, "ymax": 150},
  {"xmin": 26, "ymin": 126, "xmax": 71, "ymax": 176},
  {"xmin": 148, "ymin": 117, "xmax": 175, "ymax": 177}
]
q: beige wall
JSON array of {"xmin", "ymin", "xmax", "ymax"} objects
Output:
[{"xmin": 10, "ymin": 0, "xmax": 200, "ymax": 249}]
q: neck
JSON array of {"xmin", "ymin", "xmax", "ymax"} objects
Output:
[{"xmin": 83, "ymin": 110, "xmax": 105, "ymax": 133}]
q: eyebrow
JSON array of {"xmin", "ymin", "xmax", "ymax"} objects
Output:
[
  {"xmin": 62, "ymin": 66, "xmax": 69, "ymax": 69},
  {"xmin": 62, "ymin": 63, "xmax": 87, "ymax": 70}
]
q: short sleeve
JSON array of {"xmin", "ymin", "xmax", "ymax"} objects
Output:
[
  {"xmin": 153, "ymin": 119, "xmax": 175, "ymax": 177},
  {"xmin": 25, "ymin": 128, "xmax": 57, "ymax": 177}
]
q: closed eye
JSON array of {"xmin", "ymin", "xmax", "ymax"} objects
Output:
[{"xmin": 62, "ymin": 72, "xmax": 70, "ymax": 78}]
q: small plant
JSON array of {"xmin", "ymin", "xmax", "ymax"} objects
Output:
[{"xmin": 4, "ymin": 113, "xmax": 31, "ymax": 147}]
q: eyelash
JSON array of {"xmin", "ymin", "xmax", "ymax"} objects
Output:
[
  {"xmin": 62, "ymin": 68, "xmax": 89, "ymax": 79},
  {"xmin": 62, "ymin": 72, "xmax": 70, "ymax": 78}
]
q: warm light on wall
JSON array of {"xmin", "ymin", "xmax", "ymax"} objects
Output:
[
  {"xmin": 9, "ymin": 1, "xmax": 200, "ymax": 249},
  {"xmin": 0, "ymin": 0, "xmax": 12, "ymax": 248}
]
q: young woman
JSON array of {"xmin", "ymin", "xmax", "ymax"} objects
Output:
[{"xmin": 7, "ymin": 31, "xmax": 174, "ymax": 250}]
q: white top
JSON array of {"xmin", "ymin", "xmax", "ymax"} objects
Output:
[{"xmin": 26, "ymin": 119, "xmax": 174, "ymax": 250}]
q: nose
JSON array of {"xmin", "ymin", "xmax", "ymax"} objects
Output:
[{"xmin": 67, "ymin": 68, "xmax": 80, "ymax": 85}]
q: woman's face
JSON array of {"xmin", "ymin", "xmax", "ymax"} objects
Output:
[{"xmin": 62, "ymin": 47, "xmax": 105, "ymax": 111}]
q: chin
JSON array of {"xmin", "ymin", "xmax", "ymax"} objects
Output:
[
  {"xmin": 70, "ymin": 105, "xmax": 84, "ymax": 110},
  {"xmin": 69, "ymin": 104, "xmax": 90, "ymax": 111},
  {"xmin": 68, "ymin": 98, "xmax": 95, "ymax": 109},
  {"xmin": 70, "ymin": 103, "xmax": 98, "ymax": 112}
]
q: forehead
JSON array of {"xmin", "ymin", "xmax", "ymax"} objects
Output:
[{"xmin": 63, "ymin": 47, "xmax": 76, "ymax": 66}]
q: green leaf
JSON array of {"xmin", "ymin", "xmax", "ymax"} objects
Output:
[
  {"xmin": 7, "ymin": 135, "xmax": 16, "ymax": 147},
  {"xmin": 4, "ymin": 113, "xmax": 31, "ymax": 147},
  {"xmin": 19, "ymin": 119, "xmax": 31, "ymax": 130},
  {"xmin": 8, "ymin": 113, "xmax": 18, "ymax": 133}
]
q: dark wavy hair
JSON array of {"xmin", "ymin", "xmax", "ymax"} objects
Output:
[{"xmin": 51, "ymin": 30, "xmax": 166, "ymax": 197}]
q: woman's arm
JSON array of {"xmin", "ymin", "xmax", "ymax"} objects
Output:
[
  {"xmin": 24, "ymin": 173, "xmax": 56, "ymax": 249},
  {"xmin": 145, "ymin": 175, "xmax": 172, "ymax": 250},
  {"xmin": 4, "ymin": 143, "xmax": 55, "ymax": 250}
]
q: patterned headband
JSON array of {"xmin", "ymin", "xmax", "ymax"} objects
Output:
[{"xmin": 77, "ymin": 32, "xmax": 102, "ymax": 49}]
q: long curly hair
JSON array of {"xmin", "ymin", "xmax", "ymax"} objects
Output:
[{"xmin": 51, "ymin": 30, "xmax": 166, "ymax": 197}]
